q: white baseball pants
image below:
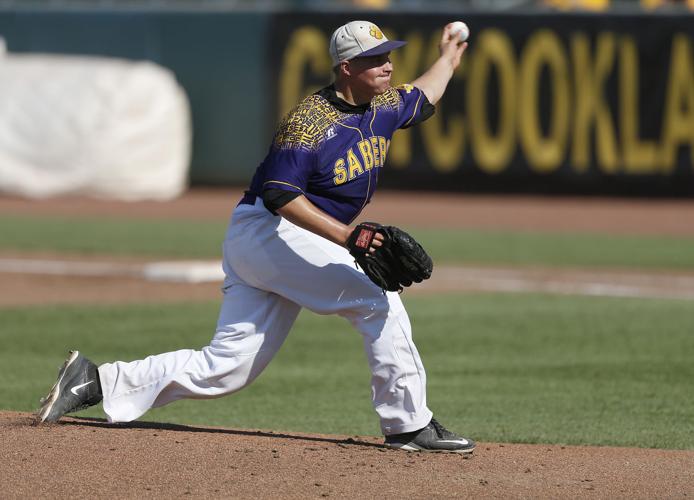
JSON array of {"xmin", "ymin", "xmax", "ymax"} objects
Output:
[{"xmin": 98, "ymin": 199, "xmax": 433, "ymax": 435}]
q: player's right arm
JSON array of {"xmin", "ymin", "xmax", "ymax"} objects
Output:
[
  {"xmin": 277, "ymin": 195, "xmax": 350, "ymax": 246},
  {"xmin": 276, "ymin": 195, "xmax": 383, "ymax": 250},
  {"xmin": 411, "ymin": 23, "xmax": 468, "ymax": 105}
]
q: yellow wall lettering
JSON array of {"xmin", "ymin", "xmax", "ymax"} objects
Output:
[
  {"xmin": 278, "ymin": 27, "xmax": 331, "ymax": 120},
  {"xmin": 276, "ymin": 24, "xmax": 693, "ymax": 186},
  {"xmin": 421, "ymin": 31, "xmax": 466, "ymax": 172},
  {"xmin": 660, "ymin": 34, "xmax": 694, "ymax": 171},
  {"xmin": 467, "ymin": 29, "xmax": 517, "ymax": 174},
  {"xmin": 571, "ymin": 32, "xmax": 620, "ymax": 173},
  {"xmin": 619, "ymin": 36, "xmax": 658, "ymax": 173},
  {"xmin": 518, "ymin": 30, "xmax": 570, "ymax": 173}
]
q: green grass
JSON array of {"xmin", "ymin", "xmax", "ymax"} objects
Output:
[
  {"xmin": 0, "ymin": 215, "xmax": 225, "ymax": 258},
  {"xmin": 410, "ymin": 228, "xmax": 694, "ymax": 270},
  {"xmin": 2, "ymin": 293, "xmax": 693, "ymax": 449},
  {"xmin": 2, "ymin": 214, "xmax": 694, "ymax": 269}
]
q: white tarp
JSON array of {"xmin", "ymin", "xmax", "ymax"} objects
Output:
[{"xmin": 0, "ymin": 46, "xmax": 191, "ymax": 200}]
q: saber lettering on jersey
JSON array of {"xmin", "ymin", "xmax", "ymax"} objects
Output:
[{"xmin": 245, "ymin": 84, "xmax": 433, "ymax": 224}]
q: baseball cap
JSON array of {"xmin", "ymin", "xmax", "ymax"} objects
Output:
[{"xmin": 329, "ymin": 21, "xmax": 406, "ymax": 66}]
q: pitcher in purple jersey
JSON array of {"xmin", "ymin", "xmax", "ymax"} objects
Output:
[{"xmin": 37, "ymin": 20, "xmax": 474, "ymax": 454}]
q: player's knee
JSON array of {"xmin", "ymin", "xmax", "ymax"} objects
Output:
[
  {"xmin": 209, "ymin": 323, "xmax": 262, "ymax": 355},
  {"xmin": 341, "ymin": 293, "xmax": 391, "ymax": 331}
]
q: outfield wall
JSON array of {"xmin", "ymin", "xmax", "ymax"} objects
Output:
[{"xmin": 1, "ymin": 8, "xmax": 693, "ymax": 196}]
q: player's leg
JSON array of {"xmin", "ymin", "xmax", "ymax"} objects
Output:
[
  {"xmin": 225, "ymin": 204, "xmax": 433, "ymax": 435},
  {"xmin": 252, "ymin": 223, "xmax": 473, "ymax": 452},
  {"xmin": 97, "ymin": 280, "xmax": 300, "ymax": 423}
]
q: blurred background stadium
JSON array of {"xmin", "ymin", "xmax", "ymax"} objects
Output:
[{"xmin": 2, "ymin": 0, "xmax": 694, "ymax": 198}]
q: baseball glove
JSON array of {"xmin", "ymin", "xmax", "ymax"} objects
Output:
[{"xmin": 346, "ymin": 222, "xmax": 433, "ymax": 293}]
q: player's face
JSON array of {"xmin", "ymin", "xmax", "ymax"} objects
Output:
[{"xmin": 347, "ymin": 53, "xmax": 393, "ymax": 97}]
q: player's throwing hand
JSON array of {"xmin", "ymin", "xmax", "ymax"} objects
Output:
[{"xmin": 439, "ymin": 23, "xmax": 469, "ymax": 70}]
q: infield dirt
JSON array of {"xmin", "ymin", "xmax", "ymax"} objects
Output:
[
  {"xmin": 2, "ymin": 190, "xmax": 693, "ymax": 498},
  {"xmin": 2, "ymin": 411, "xmax": 693, "ymax": 499}
]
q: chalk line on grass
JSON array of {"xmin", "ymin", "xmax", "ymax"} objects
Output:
[{"xmin": 1, "ymin": 258, "xmax": 694, "ymax": 300}]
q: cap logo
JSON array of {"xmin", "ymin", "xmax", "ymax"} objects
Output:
[{"xmin": 369, "ymin": 25, "xmax": 384, "ymax": 40}]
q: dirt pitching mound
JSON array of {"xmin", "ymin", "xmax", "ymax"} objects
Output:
[{"xmin": 2, "ymin": 411, "xmax": 692, "ymax": 499}]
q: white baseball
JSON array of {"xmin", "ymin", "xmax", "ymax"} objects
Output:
[{"xmin": 450, "ymin": 21, "xmax": 469, "ymax": 43}]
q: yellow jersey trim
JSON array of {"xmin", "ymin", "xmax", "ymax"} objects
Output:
[
  {"xmin": 263, "ymin": 180, "xmax": 305, "ymax": 194},
  {"xmin": 403, "ymin": 91, "xmax": 422, "ymax": 128}
]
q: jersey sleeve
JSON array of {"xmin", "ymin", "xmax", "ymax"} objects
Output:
[
  {"xmin": 258, "ymin": 100, "xmax": 325, "ymax": 195},
  {"xmin": 259, "ymin": 146, "xmax": 316, "ymax": 195},
  {"xmin": 379, "ymin": 84, "xmax": 436, "ymax": 130}
]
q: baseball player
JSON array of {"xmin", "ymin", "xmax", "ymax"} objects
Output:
[{"xmin": 37, "ymin": 20, "xmax": 474, "ymax": 454}]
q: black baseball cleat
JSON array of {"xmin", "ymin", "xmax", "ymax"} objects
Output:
[
  {"xmin": 36, "ymin": 350, "xmax": 103, "ymax": 423},
  {"xmin": 384, "ymin": 417, "xmax": 476, "ymax": 454}
]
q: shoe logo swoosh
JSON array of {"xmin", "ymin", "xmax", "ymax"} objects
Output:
[
  {"xmin": 438, "ymin": 439, "xmax": 470, "ymax": 446},
  {"xmin": 70, "ymin": 381, "xmax": 94, "ymax": 396}
]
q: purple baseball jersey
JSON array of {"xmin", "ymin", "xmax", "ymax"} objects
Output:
[{"xmin": 243, "ymin": 84, "xmax": 434, "ymax": 225}]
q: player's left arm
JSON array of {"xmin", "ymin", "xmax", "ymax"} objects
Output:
[{"xmin": 411, "ymin": 23, "xmax": 468, "ymax": 105}]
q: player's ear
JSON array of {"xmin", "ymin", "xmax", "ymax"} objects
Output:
[{"xmin": 340, "ymin": 60, "xmax": 351, "ymax": 78}]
